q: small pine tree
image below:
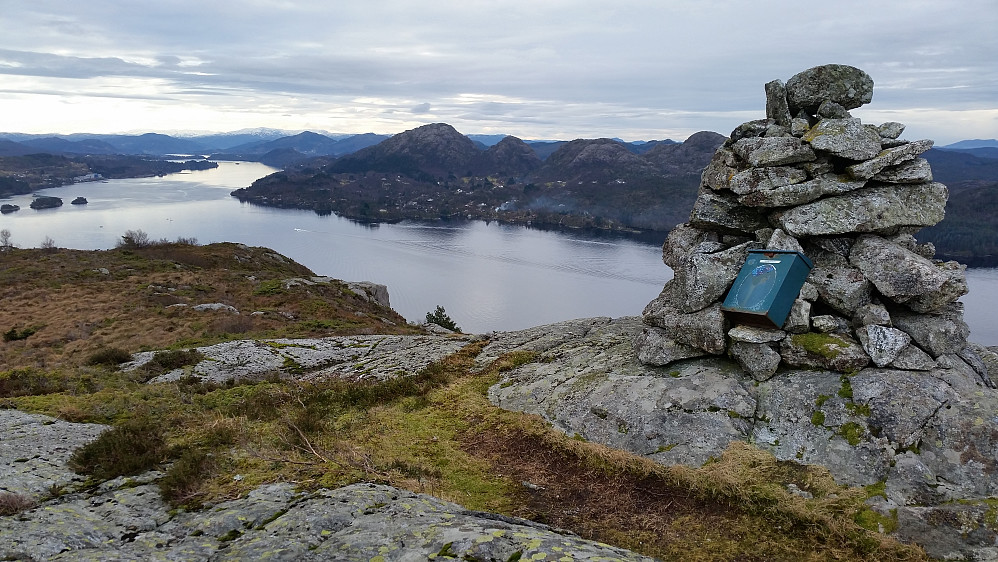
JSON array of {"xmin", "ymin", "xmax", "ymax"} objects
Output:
[{"xmin": 425, "ymin": 305, "xmax": 461, "ymax": 332}]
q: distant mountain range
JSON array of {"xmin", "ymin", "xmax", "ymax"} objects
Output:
[
  {"xmin": 3, "ymin": 126, "xmax": 997, "ymax": 262},
  {"xmin": 0, "ymin": 129, "xmax": 679, "ymax": 164}
]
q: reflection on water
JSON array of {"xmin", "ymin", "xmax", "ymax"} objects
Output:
[{"xmin": 1, "ymin": 162, "xmax": 995, "ymax": 344}]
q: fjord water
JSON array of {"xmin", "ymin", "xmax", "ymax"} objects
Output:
[{"xmin": 1, "ymin": 162, "xmax": 995, "ymax": 345}]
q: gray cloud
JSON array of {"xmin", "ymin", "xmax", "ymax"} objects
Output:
[{"xmin": 0, "ymin": 0, "xmax": 995, "ymax": 142}]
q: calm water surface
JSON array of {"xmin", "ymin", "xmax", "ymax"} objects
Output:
[{"xmin": 1, "ymin": 162, "xmax": 995, "ymax": 345}]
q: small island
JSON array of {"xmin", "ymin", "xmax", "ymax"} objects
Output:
[
  {"xmin": 71, "ymin": 196, "xmax": 88, "ymax": 205},
  {"xmin": 29, "ymin": 196, "xmax": 63, "ymax": 209},
  {"xmin": 0, "ymin": 203, "xmax": 19, "ymax": 213}
]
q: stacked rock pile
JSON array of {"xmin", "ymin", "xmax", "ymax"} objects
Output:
[{"xmin": 635, "ymin": 64, "xmax": 991, "ymax": 385}]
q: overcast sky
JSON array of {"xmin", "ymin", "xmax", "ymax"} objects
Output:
[{"xmin": 1, "ymin": 0, "xmax": 995, "ymax": 143}]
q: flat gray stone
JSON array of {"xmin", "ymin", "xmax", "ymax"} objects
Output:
[
  {"xmin": 738, "ymin": 172, "xmax": 867, "ymax": 208},
  {"xmin": 889, "ymin": 344, "xmax": 937, "ymax": 371},
  {"xmin": 803, "ymin": 118, "xmax": 882, "ymax": 160},
  {"xmin": 700, "ymin": 146, "xmax": 740, "ymax": 191},
  {"xmin": 783, "ymin": 299, "xmax": 811, "ymax": 334},
  {"xmin": 904, "ymin": 260, "xmax": 969, "ymax": 314},
  {"xmin": 643, "ymin": 300, "xmax": 729, "ymax": 355},
  {"xmin": 730, "ymin": 341, "xmax": 782, "ymax": 381},
  {"xmin": 0, "ymin": 411, "xmax": 107, "ymax": 498},
  {"xmin": 890, "ymin": 303, "xmax": 970, "ymax": 358},
  {"xmin": 852, "ymin": 303, "xmax": 892, "ymax": 328},
  {"xmin": 671, "ymin": 241, "xmax": 756, "ymax": 313},
  {"xmin": 772, "ymin": 182, "xmax": 948, "ymax": 237},
  {"xmin": 877, "ymin": 122, "xmax": 905, "ymax": 139},
  {"xmin": 872, "ymin": 158, "xmax": 933, "ymax": 184},
  {"xmin": 765, "ymin": 229, "xmax": 804, "ymax": 254},
  {"xmin": 846, "ymin": 139, "xmax": 934, "ymax": 180},
  {"xmin": 634, "ymin": 326, "xmax": 708, "ymax": 366},
  {"xmin": 817, "ymin": 100, "xmax": 851, "ymax": 119},
  {"xmin": 728, "ymin": 166, "xmax": 807, "ymax": 196},
  {"xmin": 689, "ymin": 187, "xmax": 769, "ymax": 234},
  {"xmin": 849, "ymin": 234, "xmax": 958, "ymax": 308},
  {"xmin": 812, "ymin": 315, "xmax": 850, "ymax": 334},
  {"xmin": 487, "ymin": 319, "xmax": 755, "ymax": 467},
  {"xmin": 807, "ymin": 254, "xmax": 873, "ymax": 316},
  {"xmin": 731, "ymin": 136, "xmax": 816, "ymax": 167},
  {"xmin": 728, "ymin": 325, "xmax": 786, "ymax": 344}
]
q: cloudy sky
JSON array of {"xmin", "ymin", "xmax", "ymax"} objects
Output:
[{"xmin": 1, "ymin": 0, "xmax": 995, "ymax": 143}]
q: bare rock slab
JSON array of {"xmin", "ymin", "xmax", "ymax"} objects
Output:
[
  {"xmin": 135, "ymin": 334, "xmax": 471, "ymax": 384},
  {"xmin": 0, "ymin": 410, "xmax": 107, "ymax": 498}
]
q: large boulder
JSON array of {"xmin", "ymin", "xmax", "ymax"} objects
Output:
[
  {"xmin": 785, "ymin": 64, "xmax": 875, "ymax": 114},
  {"xmin": 849, "ymin": 234, "xmax": 965, "ymax": 310}
]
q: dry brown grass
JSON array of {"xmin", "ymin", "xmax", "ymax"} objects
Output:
[
  {"xmin": 0, "ymin": 244, "xmax": 421, "ymax": 370},
  {"xmin": 460, "ymin": 408, "xmax": 928, "ymax": 562},
  {"xmin": 0, "ymin": 492, "xmax": 36, "ymax": 516}
]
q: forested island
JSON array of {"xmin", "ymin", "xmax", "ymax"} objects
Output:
[{"xmin": 232, "ymin": 124, "xmax": 723, "ymax": 233}]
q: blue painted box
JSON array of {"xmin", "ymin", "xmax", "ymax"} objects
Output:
[{"xmin": 721, "ymin": 250, "xmax": 813, "ymax": 329}]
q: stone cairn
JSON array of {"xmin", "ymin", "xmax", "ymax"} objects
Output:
[{"xmin": 635, "ymin": 64, "xmax": 991, "ymax": 385}]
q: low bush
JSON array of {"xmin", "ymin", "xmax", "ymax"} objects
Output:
[
  {"xmin": 116, "ymin": 229, "xmax": 151, "ymax": 249},
  {"xmin": 86, "ymin": 347, "xmax": 132, "ymax": 367},
  {"xmin": 69, "ymin": 415, "xmax": 167, "ymax": 480},
  {"xmin": 135, "ymin": 349, "xmax": 205, "ymax": 380},
  {"xmin": 159, "ymin": 448, "xmax": 216, "ymax": 509},
  {"xmin": 0, "ymin": 368, "xmax": 71, "ymax": 398},
  {"xmin": 3, "ymin": 326, "xmax": 38, "ymax": 342}
]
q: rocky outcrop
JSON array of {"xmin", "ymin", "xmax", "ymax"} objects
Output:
[
  {"xmin": 345, "ymin": 280, "xmax": 391, "ymax": 308},
  {"xmin": 0, "ymin": 412, "xmax": 651, "ymax": 561},
  {"xmin": 128, "ymin": 333, "xmax": 472, "ymax": 384},
  {"xmin": 485, "ymin": 317, "xmax": 998, "ymax": 560}
]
